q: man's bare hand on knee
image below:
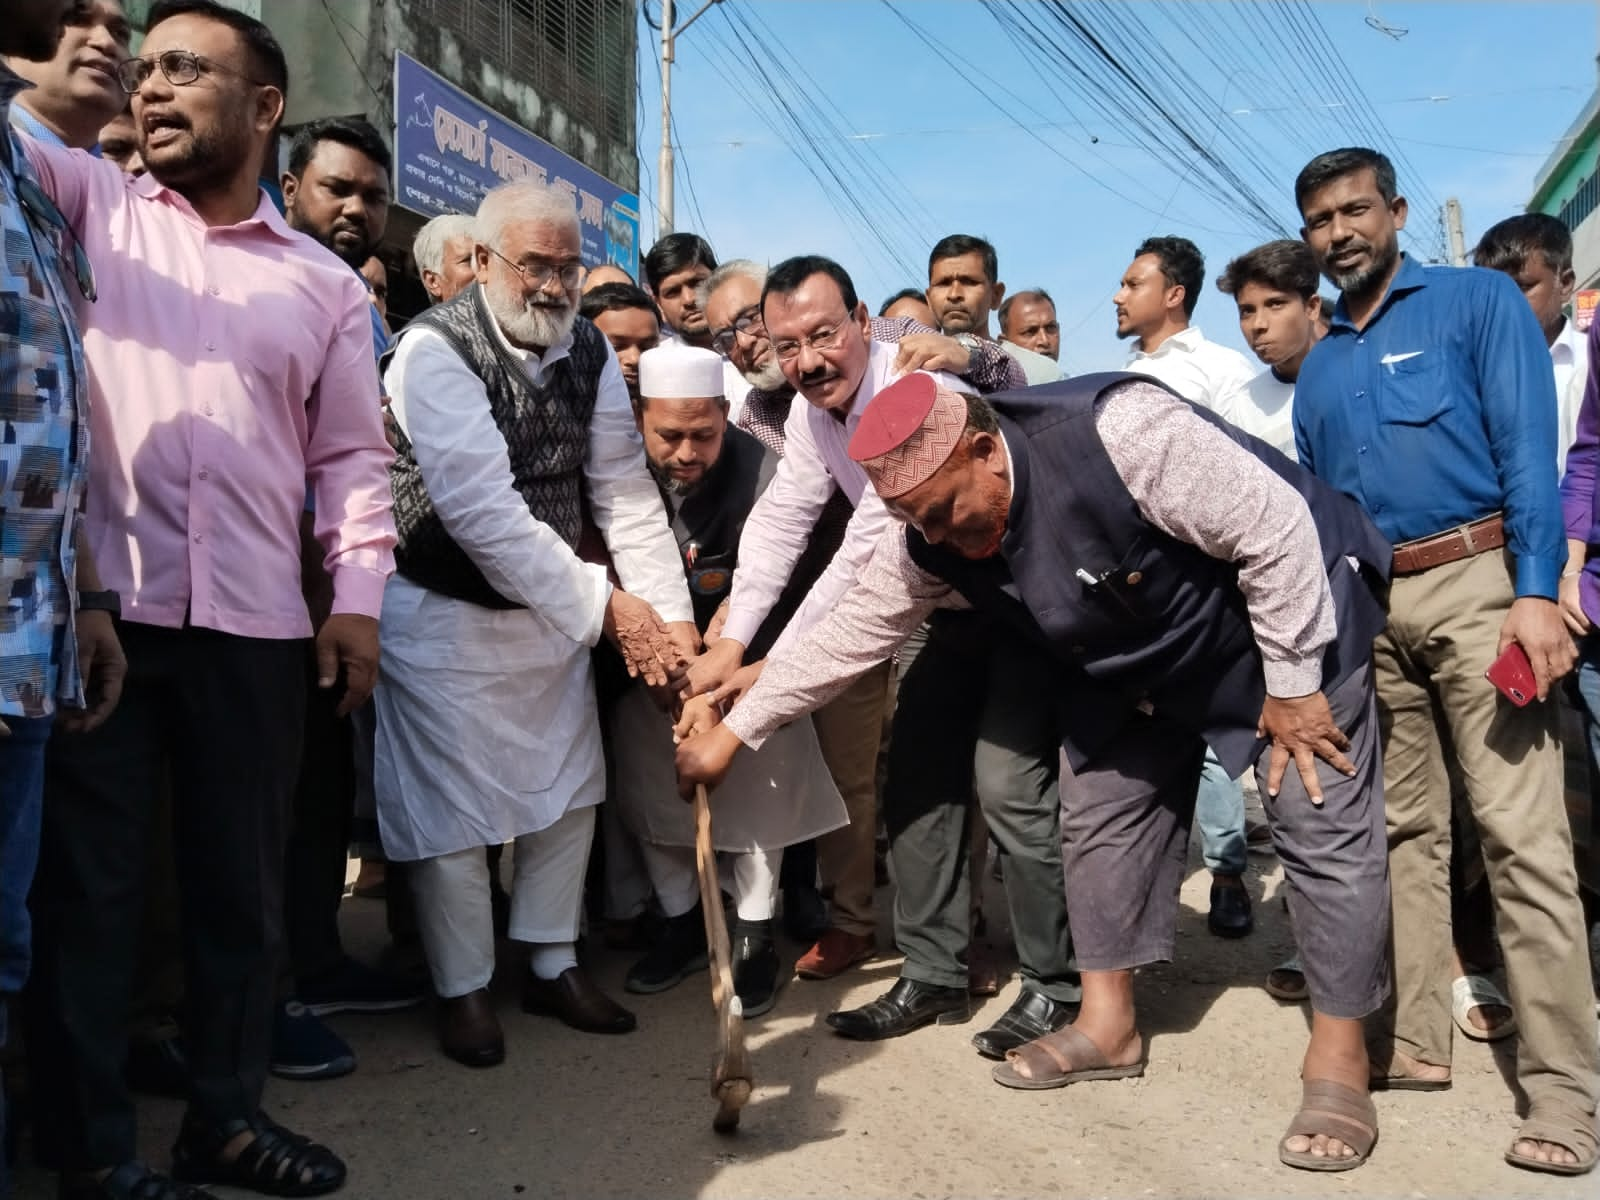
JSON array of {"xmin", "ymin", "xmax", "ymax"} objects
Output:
[{"xmin": 1258, "ymin": 692, "xmax": 1354, "ymax": 804}]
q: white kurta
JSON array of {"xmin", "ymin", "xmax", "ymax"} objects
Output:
[
  {"xmin": 374, "ymin": 318, "xmax": 693, "ymax": 862},
  {"xmin": 608, "ymin": 681, "xmax": 846, "ymax": 853}
]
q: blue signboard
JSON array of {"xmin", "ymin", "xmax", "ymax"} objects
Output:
[{"xmin": 393, "ymin": 51, "xmax": 640, "ymax": 279}]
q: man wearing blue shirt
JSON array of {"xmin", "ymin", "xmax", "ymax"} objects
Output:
[{"xmin": 1294, "ymin": 147, "xmax": 1597, "ymax": 1178}]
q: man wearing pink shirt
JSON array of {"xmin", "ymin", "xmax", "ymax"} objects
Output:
[{"xmin": 22, "ymin": 2, "xmax": 393, "ymax": 1197}]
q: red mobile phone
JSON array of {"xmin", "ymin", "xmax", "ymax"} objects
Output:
[{"xmin": 1485, "ymin": 643, "xmax": 1537, "ymax": 707}]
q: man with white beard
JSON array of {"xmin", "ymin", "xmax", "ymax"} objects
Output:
[{"xmin": 374, "ymin": 181, "xmax": 697, "ymax": 1069}]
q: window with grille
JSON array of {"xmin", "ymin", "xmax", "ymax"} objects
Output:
[
  {"xmin": 412, "ymin": 0, "xmax": 637, "ymax": 162},
  {"xmin": 1560, "ymin": 170, "xmax": 1600, "ymax": 232}
]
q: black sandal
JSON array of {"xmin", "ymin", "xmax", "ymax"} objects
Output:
[
  {"xmin": 59, "ymin": 1161, "xmax": 219, "ymax": 1200},
  {"xmin": 171, "ymin": 1112, "xmax": 346, "ymax": 1197}
]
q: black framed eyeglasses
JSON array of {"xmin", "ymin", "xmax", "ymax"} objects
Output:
[
  {"xmin": 709, "ymin": 306, "xmax": 765, "ymax": 355},
  {"xmin": 485, "ymin": 245, "xmax": 586, "ymax": 291},
  {"xmin": 14, "ymin": 175, "xmax": 96, "ymax": 302},
  {"xmin": 116, "ymin": 49, "xmax": 273, "ymax": 94}
]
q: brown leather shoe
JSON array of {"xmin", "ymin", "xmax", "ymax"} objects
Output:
[
  {"xmin": 439, "ymin": 988, "xmax": 504, "ymax": 1068},
  {"xmin": 521, "ymin": 967, "xmax": 637, "ymax": 1034},
  {"xmin": 795, "ymin": 928, "xmax": 876, "ymax": 980}
]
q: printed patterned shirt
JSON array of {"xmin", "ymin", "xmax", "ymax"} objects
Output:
[{"xmin": 0, "ymin": 69, "xmax": 87, "ymax": 717}]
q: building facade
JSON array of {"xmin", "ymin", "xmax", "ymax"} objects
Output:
[{"xmin": 1530, "ymin": 65, "xmax": 1600, "ymax": 293}]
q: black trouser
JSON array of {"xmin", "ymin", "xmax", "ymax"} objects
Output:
[
  {"xmin": 883, "ymin": 612, "xmax": 1080, "ymax": 1001},
  {"xmin": 284, "ymin": 657, "xmax": 354, "ymax": 986},
  {"xmin": 27, "ymin": 622, "xmax": 305, "ymax": 1169}
]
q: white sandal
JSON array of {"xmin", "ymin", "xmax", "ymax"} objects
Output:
[{"xmin": 1451, "ymin": 974, "xmax": 1516, "ymax": 1042}]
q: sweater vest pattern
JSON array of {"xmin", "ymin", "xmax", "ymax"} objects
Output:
[{"xmin": 386, "ymin": 286, "xmax": 606, "ymax": 609}]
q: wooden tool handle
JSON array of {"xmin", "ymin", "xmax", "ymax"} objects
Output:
[{"xmin": 692, "ymin": 782, "xmax": 752, "ymax": 1132}]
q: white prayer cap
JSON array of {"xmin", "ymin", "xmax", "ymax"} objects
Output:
[{"xmin": 638, "ymin": 342, "xmax": 725, "ymax": 400}]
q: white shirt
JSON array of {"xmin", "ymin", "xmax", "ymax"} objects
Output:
[
  {"xmin": 720, "ymin": 339, "xmax": 960, "ymax": 654},
  {"xmin": 1551, "ymin": 317, "xmax": 1588, "ymax": 474},
  {"xmin": 372, "ymin": 319, "xmax": 692, "ymax": 859},
  {"xmin": 1124, "ymin": 326, "xmax": 1257, "ymax": 410},
  {"xmin": 1215, "ymin": 368, "xmax": 1298, "ymax": 461},
  {"xmin": 386, "ymin": 321, "xmax": 691, "ymax": 635}
]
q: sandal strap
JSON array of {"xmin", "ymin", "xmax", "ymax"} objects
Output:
[
  {"xmin": 101, "ymin": 1162, "xmax": 215, "ymax": 1200},
  {"xmin": 233, "ymin": 1119, "xmax": 336, "ymax": 1189},
  {"xmin": 174, "ymin": 1112, "xmax": 345, "ymax": 1198},
  {"xmin": 1004, "ymin": 1025, "xmax": 1110, "ymax": 1074},
  {"xmin": 1451, "ymin": 974, "xmax": 1510, "ymax": 1012},
  {"xmin": 1287, "ymin": 1080, "xmax": 1378, "ymax": 1157},
  {"xmin": 1515, "ymin": 1111, "xmax": 1600, "ymax": 1162}
]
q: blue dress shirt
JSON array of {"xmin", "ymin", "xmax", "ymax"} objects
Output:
[{"xmin": 1294, "ymin": 254, "xmax": 1564, "ymax": 599}]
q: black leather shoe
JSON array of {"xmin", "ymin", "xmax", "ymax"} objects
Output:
[
  {"xmin": 732, "ymin": 919, "xmax": 780, "ymax": 1018},
  {"xmin": 826, "ymin": 976, "xmax": 970, "ymax": 1040},
  {"xmin": 970, "ymin": 988, "xmax": 1076, "ymax": 1060},
  {"xmin": 1207, "ymin": 878, "xmax": 1254, "ymax": 938},
  {"xmin": 58, "ymin": 1162, "xmax": 219, "ymax": 1200}
]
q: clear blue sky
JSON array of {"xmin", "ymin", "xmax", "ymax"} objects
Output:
[{"xmin": 634, "ymin": 0, "xmax": 1599, "ymax": 373}]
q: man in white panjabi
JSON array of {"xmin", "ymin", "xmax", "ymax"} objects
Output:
[
  {"xmin": 609, "ymin": 342, "xmax": 847, "ymax": 1019},
  {"xmin": 375, "ymin": 181, "xmax": 696, "ymax": 1069}
]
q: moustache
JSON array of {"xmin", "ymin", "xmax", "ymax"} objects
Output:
[{"xmin": 798, "ymin": 365, "xmax": 838, "ymax": 388}]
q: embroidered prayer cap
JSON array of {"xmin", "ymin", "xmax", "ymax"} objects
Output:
[
  {"xmin": 848, "ymin": 373, "xmax": 968, "ymax": 499},
  {"xmin": 638, "ymin": 342, "xmax": 725, "ymax": 400}
]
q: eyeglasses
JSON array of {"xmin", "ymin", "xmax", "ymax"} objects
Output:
[
  {"xmin": 771, "ymin": 317, "xmax": 851, "ymax": 362},
  {"xmin": 14, "ymin": 175, "xmax": 96, "ymax": 302},
  {"xmin": 709, "ymin": 306, "xmax": 765, "ymax": 355},
  {"xmin": 485, "ymin": 246, "xmax": 586, "ymax": 292},
  {"xmin": 116, "ymin": 50, "xmax": 273, "ymax": 95}
]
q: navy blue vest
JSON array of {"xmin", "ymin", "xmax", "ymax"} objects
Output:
[{"xmin": 905, "ymin": 373, "xmax": 1392, "ymax": 775}]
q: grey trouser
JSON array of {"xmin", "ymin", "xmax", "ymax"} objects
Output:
[
  {"xmin": 1060, "ymin": 661, "xmax": 1390, "ymax": 1020},
  {"xmin": 884, "ymin": 612, "xmax": 1080, "ymax": 1001}
]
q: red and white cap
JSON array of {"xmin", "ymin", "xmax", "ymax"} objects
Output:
[{"xmin": 848, "ymin": 373, "xmax": 968, "ymax": 498}]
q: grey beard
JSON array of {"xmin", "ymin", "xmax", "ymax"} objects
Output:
[
  {"xmin": 741, "ymin": 358, "xmax": 788, "ymax": 391},
  {"xmin": 1329, "ymin": 243, "xmax": 1400, "ymax": 301},
  {"xmin": 487, "ymin": 283, "xmax": 576, "ymax": 349}
]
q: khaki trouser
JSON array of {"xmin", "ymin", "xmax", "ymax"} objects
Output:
[
  {"xmin": 1371, "ymin": 548, "xmax": 1598, "ymax": 1119},
  {"xmin": 809, "ymin": 661, "xmax": 893, "ymax": 938}
]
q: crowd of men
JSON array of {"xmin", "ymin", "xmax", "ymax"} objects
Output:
[{"xmin": 1, "ymin": 1, "xmax": 1598, "ymax": 1197}]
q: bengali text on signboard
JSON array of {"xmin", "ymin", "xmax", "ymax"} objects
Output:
[{"xmin": 393, "ymin": 52, "xmax": 640, "ymax": 278}]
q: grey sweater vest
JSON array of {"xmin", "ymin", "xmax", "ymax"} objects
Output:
[{"xmin": 385, "ymin": 285, "xmax": 606, "ymax": 609}]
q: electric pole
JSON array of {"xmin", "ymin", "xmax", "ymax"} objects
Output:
[
  {"xmin": 1444, "ymin": 198, "xmax": 1468, "ymax": 267},
  {"xmin": 656, "ymin": 0, "xmax": 723, "ymax": 240}
]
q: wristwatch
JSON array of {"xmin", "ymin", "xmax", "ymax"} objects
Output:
[
  {"xmin": 952, "ymin": 332, "xmax": 982, "ymax": 370},
  {"xmin": 78, "ymin": 588, "xmax": 121, "ymax": 619}
]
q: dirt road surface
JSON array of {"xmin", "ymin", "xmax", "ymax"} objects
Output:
[{"xmin": 12, "ymin": 833, "xmax": 1598, "ymax": 1199}]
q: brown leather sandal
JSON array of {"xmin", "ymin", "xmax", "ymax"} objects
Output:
[
  {"xmin": 989, "ymin": 1025, "xmax": 1144, "ymax": 1091},
  {"xmin": 1278, "ymin": 1079, "xmax": 1377, "ymax": 1172},
  {"xmin": 1505, "ymin": 1111, "xmax": 1599, "ymax": 1177}
]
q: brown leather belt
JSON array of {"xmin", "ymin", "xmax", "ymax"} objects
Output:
[{"xmin": 1390, "ymin": 513, "xmax": 1505, "ymax": 576}]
